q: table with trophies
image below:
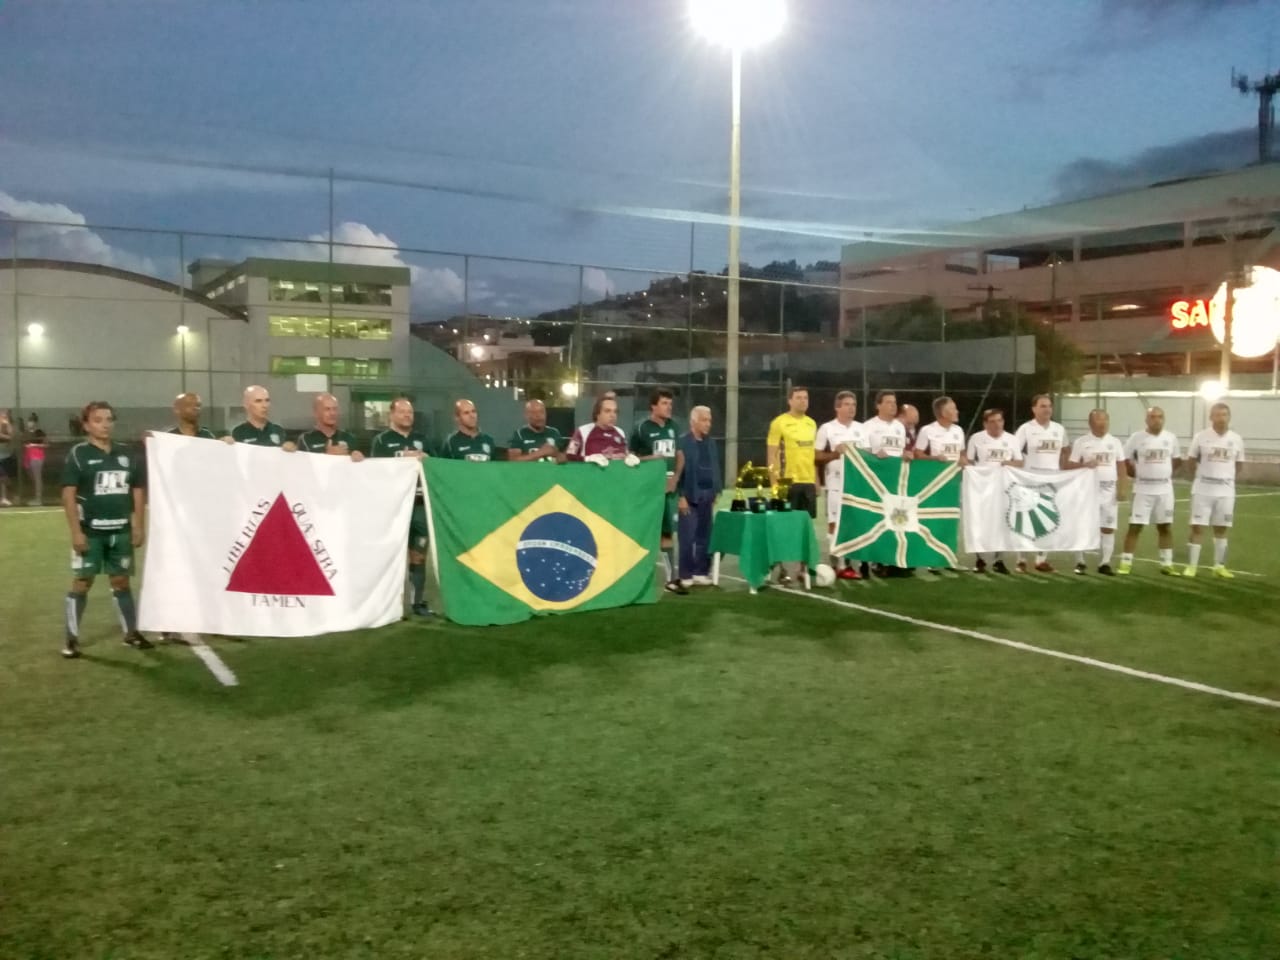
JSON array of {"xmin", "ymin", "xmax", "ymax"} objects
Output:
[{"xmin": 709, "ymin": 464, "xmax": 822, "ymax": 594}]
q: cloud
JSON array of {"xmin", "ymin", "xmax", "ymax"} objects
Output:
[
  {"xmin": 0, "ymin": 190, "xmax": 159, "ymax": 275},
  {"xmin": 1052, "ymin": 126, "xmax": 1258, "ymax": 200},
  {"xmin": 582, "ymin": 267, "xmax": 615, "ymax": 299}
]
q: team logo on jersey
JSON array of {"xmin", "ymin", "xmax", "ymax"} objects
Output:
[
  {"xmin": 94, "ymin": 470, "xmax": 129, "ymax": 495},
  {"xmin": 117, "ymin": 455, "xmax": 129, "ymax": 468},
  {"xmin": 1006, "ymin": 483, "xmax": 1060, "ymax": 540},
  {"xmin": 457, "ymin": 485, "xmax": 647, "ymax": 611},
  {"xmin": 413, "ymin": 440, "xmax": 423, "ymax": 450},
  {"xmin": 270, "ymin": 433, "xmax": 281, "ymax": 445}
]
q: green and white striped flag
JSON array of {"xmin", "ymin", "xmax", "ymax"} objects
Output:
[{"xmin": 833, "ymin": 448, "xmax": 962, "ymax": 567}]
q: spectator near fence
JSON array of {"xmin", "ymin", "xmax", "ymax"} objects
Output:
[
  {"xmin": 676, "ymin": 406, "xmax": 721, "ymax": 587},
  {"xmin": 23, "ymin": 413, "xmax": 48, "ymax": 506},
  {"xmin": 0, "ymin": 409, "xmax": 15, "ymax": 507}
]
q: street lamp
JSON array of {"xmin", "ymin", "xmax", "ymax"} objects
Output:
[{"xmin": 690, "ymin": 0, "xmax": 786, "ymax": 479}]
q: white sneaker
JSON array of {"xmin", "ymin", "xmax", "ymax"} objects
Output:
[
  {"xmin": 0, "ymin": 499, "xmax": 12, "ymax": 507},
  {"xmin": 680, "ymin": 579, "xmax": 694, "ymax": 588},
  {"xmin": 691, "ymin": 575, "xmax": 713, "ymax": 586}
]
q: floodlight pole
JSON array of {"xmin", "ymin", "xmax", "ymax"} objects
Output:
[{"xmin": 725, "ymin": 47, "xmax": 742, "ymax": 480}]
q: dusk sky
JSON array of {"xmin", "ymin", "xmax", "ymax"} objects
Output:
[{"xmin": 1, "ymin": 0, "xmax": 1277, "ymax": 316}]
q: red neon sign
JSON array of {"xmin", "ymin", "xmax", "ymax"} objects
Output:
[{"xmin": 1169, "ymin": 299, "xmax": 1215, "ymax": 330}]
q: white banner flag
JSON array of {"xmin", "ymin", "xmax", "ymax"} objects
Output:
[
  {"xmin": 139, "ymin": 432, "xmax": 419, "ymax": 637},
  {"xmin": 962, "ymin": 463, "xmax": 1101, "ymax": 553}
]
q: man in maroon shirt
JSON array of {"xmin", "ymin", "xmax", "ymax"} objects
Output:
[{"xmin": 566, "ymin": 395, "xmax": 634, "ymax": 462}]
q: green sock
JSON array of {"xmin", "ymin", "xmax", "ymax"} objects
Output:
[{"xmin": 112, "ymin": 588, "xmax": 138, "ymax": 634}]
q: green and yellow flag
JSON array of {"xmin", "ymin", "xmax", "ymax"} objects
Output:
[
  {"xmin": 424, "ymin": 459, "xmax": 665, "ymax": 625},
  {"xmin": 833, "ymin": 449, "xmax": 961, "ymax": 568}
]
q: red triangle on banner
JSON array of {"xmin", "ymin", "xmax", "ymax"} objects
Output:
[{"xmin": 226, "ymin": 493, "xmax": 336, "ymax": 597}]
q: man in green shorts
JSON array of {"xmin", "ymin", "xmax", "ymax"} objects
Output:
[
  {"xmin": 507, "ymin": 399, "xmax": 563, "ymax": 462},
  {"xmin": 439, "ymin": 399, "xmax": 496, "ymax": 461},
  {"xmin": 297, "ymin": 392, "xmax": 364, "ymax": 461},
  {"xmin": 370, "ymin": 397, "xmax": 432, "ymax": 618},
  {"xmin": 630, "ymin": 388, "xmax": 686, "ymax": 595},
  {"xmin": 61, "ymin": 401, "xmax": 150, "ymax": 658},
  {"xmin": 230, "ymin": 385, "xmax": 296, "ymax": 450}
]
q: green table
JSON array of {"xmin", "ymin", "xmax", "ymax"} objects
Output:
[{"xmin": 709, "ymin": 509, "xmax": 822, "ymax": 592}]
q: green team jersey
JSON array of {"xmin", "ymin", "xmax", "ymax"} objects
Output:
[
  {"xmin": 297, "ymin": 428, "xmax": 359, "ymax": 454},
  {"xmin": 440, "ymin": 430, "xmax": 497, "ymax": 462},
  {"xmin": 369, "ymin": 428, "xmax": 431, "ymax": 459},
  {"xmin": 509, "ymin": 425, "xmax": 562, "ymax": 461},
  {"xmin": 231, "ymin": 420, "xmax": 287, "ymax": 446},
  {"xmin": 167, "ymin": 426, "xmax": 221, "ymax": 440},
  {"xmin": 61, "ymin": 441, "xmax": 145, "ymax": 533},
  {"xmin": 630, "ymin": 417, "xmax": 679, "ymax": 474}
]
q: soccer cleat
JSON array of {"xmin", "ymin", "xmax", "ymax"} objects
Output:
[
  {"xmin": 1213, "ymin": 565, "xmax": 1235, "ymax": 579},
  {"xmin": 974, "ymin": 558, "xmax": 987, "ymax": 574},
  {"xmin": 1097, "ymin": 564, "xmax": 1115, "ymax": 576},
  {"xmin": 776, "ymin": 572, "xmax": 794, "ymax": 587},
  {"xmin": 1116, "ymin": 560, "xmax": 1132, "ymax": 575},
  {"xmin": 411, "ymin": 602, "xmax": 433, "ymax": 618},
  {"xmin": 992, "ymin": 560, "xmax": 1011, "ymax": 575},
  {"xmin": 123, "ymin": 632, "xmax": 153, "ymax": 650},
  {"xmin": 61, "ymin": 639, "xmax": 81, "ymax": 659},
  {"xmin": 1160, "ymin": 565, "xmax": 1176, "ymax": 576},
  {"xmin": 1073, "ymin": 562, "xmax": 1087, "ymax": 575},
  {"xmin": 160, "ymin": 632, "xmax": 186, "ymax": 644},
  {"xmin": 665, "ymin": 580, "xmax": 690, "ymax": 595},
  {"xmin": 691, "ymin": 575, "xmax": 713, "ymax": 586},
  {"xmin": 1035, "ymin": 561, "xmax": 1055, "ymax": 573},
  {"xmin": 1015, "ymin": 560, "xmax": 1029, "ymax": 574},
  {"xmin": 1181, "ymin": 566, "xmax": 1198, "ymax": 578},
  {"xmin": 837, "ymin": 566, "xmax": 861, "ymax": 580}
]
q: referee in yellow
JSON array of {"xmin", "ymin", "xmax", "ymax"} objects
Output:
[{"xmin": 766, "ymin": 385, "xmax": 818, "ymax": 585}]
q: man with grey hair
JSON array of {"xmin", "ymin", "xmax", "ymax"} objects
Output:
[{"xmin": 674, "ymin": 405, "xmax": 721, "ymax": 586}]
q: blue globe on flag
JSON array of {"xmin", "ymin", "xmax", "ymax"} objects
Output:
[{"xmin": 516, "ymin": 512, "xmax": 599, "ymax": 603}]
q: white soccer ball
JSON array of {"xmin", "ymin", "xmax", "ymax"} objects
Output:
[{"xmin": 814, "ymin": 563, "xmax": 836, "ymax": 587}]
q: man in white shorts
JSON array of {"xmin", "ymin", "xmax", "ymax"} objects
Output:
[
  {"xmin": 966, "ymin": 408, "xmax": 1023, "ymax": 574},
  {"xmin": 1014, "ymin": 394, "xmax": 1068, "ymax": 572},
  {"xmin": 1118, "ymin": 406, "xmax": 1181, "ymax": 575},
  {"xmin": 814, "ymin": 390, "xmax": 866, "ymax": 580},
  {"xmin": 1065, "ymin": 408, "xmax": 1127, "ymax": 576},
  {"xmin": 862, "ymin": 390, "xmax": 910, "ymax": 577},
  {"xmin": 1182, "ymin": 402, "xmax": 1245, "ymax": 578},
  {"xmin": 915, "ymin": 396, "xmax": 967, "ymax": 574}
]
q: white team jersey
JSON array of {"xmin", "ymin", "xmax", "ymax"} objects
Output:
[
  {"xmin": 1188, "ymin": 428, "xmax": 1245, "ymax": 496},
  {"xmin": 815, "ymin": 418, "xmax": 865, "ymax": 488},
  {"xmin": 966, "ymin": 430, "xmax": 1021, "ymax": 464},
  {"xmin": 1124, "ymin": 429, "xmax": 1181, "ymax": 492},
  {"xmin": 863, "ymin": 417, "xmax": 907, "ymax": 458},
  {"xmin": 1015, "ymin": 420, "xmax": 1067, "ymax": 472},
  {"xmin": 1068, "ymin": 433, "xmax": 1126, "ymax": 489},
  {"xmin": 916, "ymin": 421, "xmax": 965, "ymax": 461}
]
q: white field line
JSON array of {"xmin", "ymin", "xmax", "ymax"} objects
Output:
[
  {"xmin": 182, "ymin": 633, "xmax": 238, "ymax": 687},
  {"xmin": 722, "ymin": 575, "xmax": 1280, "ymax": 710},
  {"xmin": 1130, "ymin": 557, "xmax": 1264, "ymax": 578}
]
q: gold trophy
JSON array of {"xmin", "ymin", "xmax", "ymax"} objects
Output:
[
  {"xmin": 731, "ymin": 462, "xmax": 755, "ymax": 512},
  {"xmin": 772, "ymin": 475, "xmax": 793, "ymax": 512}
]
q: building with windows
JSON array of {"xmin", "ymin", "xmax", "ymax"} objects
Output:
[{"xmin": 839, "ymin": 164, "xmax": 1280, "ymax": 382}]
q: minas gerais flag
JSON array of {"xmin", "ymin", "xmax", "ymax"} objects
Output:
[
  {"xmin": 833, "ymin": 447, "xmax": 962, "ymax": 568},
  {"xmin": 424, "ymin": 458, "xmax": 666, "ymax": 626}
]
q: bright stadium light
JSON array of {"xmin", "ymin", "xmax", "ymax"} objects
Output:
[
  {"xmin": 176, "ymin": 324, "xmax": 190, "ymax": 335},
  {"xmin": 560, "ymin": 381, "xmax": 580, "ymax": 399},
  {"xmin": 1198, "ymin": 379, "xmax": 1226, "ymax": 402},
  {"xmin": 469, "ymin": 345, "xmax": 485, "ymax": 360},
  {"xmin": 1209, "ymin": 264, "xmax": 1280, "ymax": 359},
  {"xmin": 689, "ymin": 0, "xmax": 786, "ymax": 49},
  {"xmin": 26, "ymin": 323, "xmax": 44, "ymax": 338},
  {"xmin": 690, "ymin": 0, "xmax": 786, "ymax": 483}
]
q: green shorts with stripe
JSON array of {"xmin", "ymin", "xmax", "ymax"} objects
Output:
[
  {"xmin": 71, "ymin": 531, "xmax": 135, "ymax": 578},
  {"xmin": 409, "ymin": 501, "xmax": 429, "ymax": 553},
  {"xmin": 662, "ymin": 492, "xmax": 679, "ymax": 537}
]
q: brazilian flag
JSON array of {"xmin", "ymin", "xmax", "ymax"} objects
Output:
[
  {"xmin": 833, "ymin": 449, "xmax": 961, "ymax": 568},
  {"xmin": 424, "ymin": 459, "xmax": 665, "ymax": 625}
]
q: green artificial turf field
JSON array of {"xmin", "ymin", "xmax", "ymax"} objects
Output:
[{"xmin": 2, "ymin": 488, "xmax": 1278, "ymax": 960}]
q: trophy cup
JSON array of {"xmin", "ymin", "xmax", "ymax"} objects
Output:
[
  {"xmin": 731, "ymin": 462, "xmax": 754, "ymax": 512},
  {"xmin": 750, "ymin": 466, "xmax": 771, "ymax": 512},
  {"xmin": 771, "ymin": 475, "xmax": 793, "ymax": 512}
]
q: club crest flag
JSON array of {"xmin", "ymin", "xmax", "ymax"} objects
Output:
[
  {"xmin": 833, "ymin": 448, "xmax": 961, "ymax": 567},
  {"xmin": 139, "ymin": 432, "xmax": 419, "ymax": 637},
  {"xmin": 425, "ymin": 459, "xmax": 665, "ymax": 626},
  {"xmin": 962, "ymin": 463, "xmax": 1100, "ymax": 553}
]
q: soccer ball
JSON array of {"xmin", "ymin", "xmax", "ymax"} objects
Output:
[{"xmin": 813, "ymin": 563, "xmax": 836, "ymax": 588}]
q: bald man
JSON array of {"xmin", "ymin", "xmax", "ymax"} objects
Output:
[
  {"xmin": 1118, "ymin": 406, "xmax": 1182, "ymax": 575},
  {"xmin": 298, "ymin": 393, "xmax": 364, "ymax": 461},
  {"xmin": 230, "ymin": 385, "xmax": 295, "ymax": 451},
  {"xmin": 439, "ymin": 399, "xmax": 497, "ymax": 461},
  {"xmin": 167, "ymin": 392, "xmax": 231, "ymax": 442},
  {"xmin": 508, "ymin": 399, "xmax": 563, "ymax": 462}
]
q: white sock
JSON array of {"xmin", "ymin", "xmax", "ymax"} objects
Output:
[
  {"xmin": 1186, "ymin": 543, "xmax": 1202, "ymax": 569},
  {"xmin": 1159, "ymin": 548, "xmax": 1173, "ymax": 566},
  {"xmin": 1121, "ymin": 552, "xmax": 1133, "ymax": 564},
  {"xmin": 1035, "ymin": 552, "xmax": 1047, "ymax": 564},
  {"xmin": 1074, "ymin": 551, "xmax": 1085, "ymax": 564},
  {"xmin": 1100, "ymin": 533, "xmax": 1115, "ymax": 565},
  {"xmin": 1214, "ymin": 538, "xmax": 1228, "ymax": 567}
]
